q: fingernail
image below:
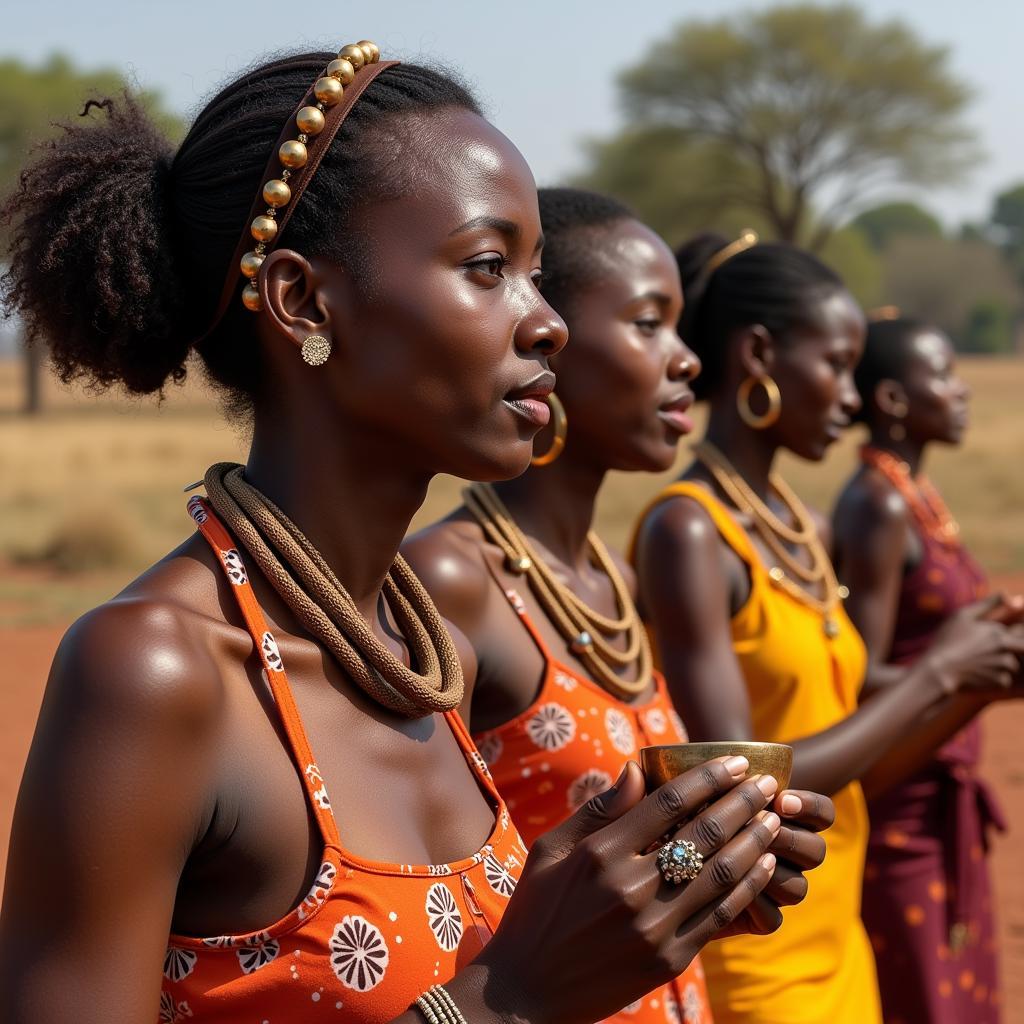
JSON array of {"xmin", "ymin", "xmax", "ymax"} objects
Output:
[
  {"xmin": 755, "ymin": 775, "xmax": 778, "ymax": 798},
  {"xmin": 724, "ymin": 756, "xmax": 749, "ymax": 776},
  {"xmin": 761, "ymin": 812, "xmax": 781, "ymax": 833},
  {"xmin": 760, "ymin": 853, "xmax": 777, "ymax": 872},
  {"xmin": 780, "ymin": 793, "xmax": 803, "ymax": 815},
  {"xmin": 611, "ymin": 763, "xmax": 631, "ymax": 792}
]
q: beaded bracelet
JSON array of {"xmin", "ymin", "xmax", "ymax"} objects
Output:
[{"xmin": 414, "ymin": 984, "xmax": 469, "ymax": 1024}]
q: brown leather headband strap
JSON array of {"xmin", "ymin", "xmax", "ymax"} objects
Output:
[{"xmin": 197, "ymin": 58, "xmax": 400, "ymax": 344}]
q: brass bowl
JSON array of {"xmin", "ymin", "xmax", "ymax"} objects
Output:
[{"xmin": 640, "ymin": 741, "xmax": 794, "ymax": 794}]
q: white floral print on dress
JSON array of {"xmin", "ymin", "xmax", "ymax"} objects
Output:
[
  {"xmin": 425, "ymin": 882, "xmax": 463, "ymax": 951},
  {"xmin": 681, "ymin": 982, "xmax": 705, "ymax": 1023},
  {"xmin": 605, "ymin": 707, "xmax": 636, "ymax": 755},
  {"xmin": 298, "ymin": 860, "xmax": 338, "ymax": 921},
  {"xmin": 186, "ymin": 496, "xmax": 208, "ymax": 526},
  {"xmin": 236, "ymin": 938, "xmax": 280, "ymax": 975},
  {"xmin": 159, "ymin": 991, "xmax": 194, "ymax": 1023},
  {"xmin": 663, "ymin": 988, "xmax": 682, "ymax": 1024},
  {"xmin": 643, "ymin": 707, "xmax": 668, "ymax": 735},
  {"xmin": 220, "ymin": 548, "xmax": 248, "ymax": 586},
  {"xmin": 526, "ymin": 702, "xmax": 577, "ymax": 751},
  {"xmin": 553, "ymin": 670, "xmax": 578, "ymax": 692},
  {"xmin": 477, "ymin": 732, "xmax": 504, "ymax": 767},
  {"xmin": 483, "ymin": 852, "xmax": 518, "ymax": 898},
  {"xmin": 260, "ymin": 631, "xmax": 284, "ymax": 672},
  {"xmin": 163, "ymin": 946, "xmax": 197, "ymax": 982},
  {"xmin": 566, "ymin": 768, "xmax": 613, "ymax": 811},
  {"xmin": 330, "ymin": 915, "xmax": 390, "ymax": 992}
]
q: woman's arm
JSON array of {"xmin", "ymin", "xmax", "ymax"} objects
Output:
[
  {"xmin": 832, "ymin": 474, "xmax": 910, "ymax": 695},
  {"xmin": 0, "ymin": 600, "xmax": 223, "ymax": 1024},
  {"xmin": 637, "ymin": 497, "xmax": 1022, "ymax": 797}
]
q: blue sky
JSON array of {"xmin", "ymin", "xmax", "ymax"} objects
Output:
[{"xmin": 4, "ymin": 0, "xmax": 1022, "ymax": 229}]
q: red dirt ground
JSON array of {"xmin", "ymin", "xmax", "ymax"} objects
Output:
[{"xmin": 3, "ymin": 584, "xmax": 1024, "ymax": 1020}]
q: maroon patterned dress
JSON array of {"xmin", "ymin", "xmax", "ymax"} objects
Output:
[{"xmin": 861, "ymin": 497, "xmax": 1005, "ymax": 1023}]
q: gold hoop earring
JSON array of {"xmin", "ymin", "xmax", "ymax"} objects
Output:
[
  {"xmin": 531, "ymin": 393, "xmax": 568, "ymax": 466},
  {"xmin": 301, "ymin": 335, "xmax": 331, "ymax": 367},
  {"xmin": 737, "ymin": 374, "xmax": 781, "ymax": 430}
]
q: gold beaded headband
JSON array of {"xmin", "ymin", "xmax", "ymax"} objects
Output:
[
  {"xmin": 198, "ymin": 40, "xmax": 396, "ymax": 341},
  {"xmin": 701, "ymin": 229, "xmax": 759, "ymax": 281}
]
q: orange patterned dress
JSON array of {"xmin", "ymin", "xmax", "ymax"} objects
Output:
[
  {"xmin": 472, "ymin": 581, "xmax": 713, "ymax": 1024},
  {"xmin": 161, "ymin": 497, "xmax": 528, "ymax": 1023}
]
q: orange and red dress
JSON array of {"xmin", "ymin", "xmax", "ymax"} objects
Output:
[
  {"xmin": 161, "ymin": 497, "xmax": 527, "ymax": 1023},
  {"xmin": 472, "ymin": 580, "xmax": 713, "ymax": 1024}
]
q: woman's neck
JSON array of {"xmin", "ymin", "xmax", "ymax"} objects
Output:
[
  {"xmin": 490, "ymin": 454, "xmax": 607, "ymax": 574},
  {"xmin": 245, "ymin": 409, "xmax": 431, "ymax": 623},
  {"xmin": 866, "ymin": 430, "xmax": 926, "ymax": 476},
  {"xmin": 702, "ymin": 404, "xmax": 779, "ymax": 500}
]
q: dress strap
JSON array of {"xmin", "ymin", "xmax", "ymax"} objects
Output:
[
  {"xmin": 634, "ymin": 481, "xmax": 764, "ymax": 578},
  {"xmin": 478, "ymin": 549, "xmax": 557, "ymax": 664},
  {"xmin": 187, "ymin": 496, "xmax": 342, "ymax": 848}
]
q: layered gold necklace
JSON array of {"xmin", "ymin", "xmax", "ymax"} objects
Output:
[
  {"xmin": 463, "ymin": 482, "xmax": 652, "ymax": 698},
  {"xmin": 203, "ymin": 463, "xmax": 464, "ymax": 717},
  {"xmin": 692, "ymin": 441, "xmax": 848, "ymax": 638}
]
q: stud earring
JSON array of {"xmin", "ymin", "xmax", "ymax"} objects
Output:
[{"xmin": 301, "ymin": 335, "xmax": 331, "ymax": 367}]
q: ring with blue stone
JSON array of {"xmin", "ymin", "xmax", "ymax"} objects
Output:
[{"xmin": 656, "ymin": 838, "xmax": 704, "ymax": 885}]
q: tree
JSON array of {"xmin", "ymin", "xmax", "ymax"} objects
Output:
[
  {"xmin": 851, "ymin": 201, "xmax": 943, "ymax": 251},
  {"xmin": 0, "ymin": 54, "xmax": 183, "ymax": 413},
  {"xmin": 991, "ymin": 182, "xmax": 1024, "ymax": 288},
  {"xmin": 880, "ymin": 236, "xmax": 1020, "ymax": 348},
  {"xmin": 584, "ymin": 3, "xmax": 978, "ymax": 250}
]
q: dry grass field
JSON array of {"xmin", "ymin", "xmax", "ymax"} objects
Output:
[
  {"xmin": 2, "ymin": 354, "xmax": 1023, "ymax": 625},
  {"xmin": 2, "ymin": 355, "xmax": 1024, "ymax": 1019}
]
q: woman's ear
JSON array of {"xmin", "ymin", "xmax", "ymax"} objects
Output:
[
  {"xmin": 737, "ymin": 323, "xmax": 776, "ymax": 379},
  {"xmin": 259, "ymin": 248, "xmax": 334, "ymax": 356},
  {"xmin": 874, "ymin": 378, "xmax": 909, "ymax": 419}
]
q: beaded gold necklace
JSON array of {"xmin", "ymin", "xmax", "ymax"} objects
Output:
[
  {"xmin": 463, "ymin": 483, "xmax": 652, "ymax": 698},
  {"xmin": 693, "ymin": 441, "xmax": 848, "ymax": 638}
]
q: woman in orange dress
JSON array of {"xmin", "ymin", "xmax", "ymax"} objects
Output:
[
  {"xmin": 631, "ymin": 233, "xmax": 1024, "ymax": 1024},
  {"xmin": 405, "ymin": 189, "xmax": 835, "ymax": 1023},
  {"xmin": 1, "ymin": 53, "xmax": 803, "ymax": 1024}
]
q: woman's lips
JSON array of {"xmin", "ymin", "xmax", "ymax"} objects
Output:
[
  {"xmin": 504, "ymin": 396, "xmax": 551, "ymax": 427},
  {"xmin": 658, "ymin": 393, "xmax": 695, "ymax": 435},
  {"xmin": 657, "ymin": 408, "xmax": 694, "ymax": 435}
]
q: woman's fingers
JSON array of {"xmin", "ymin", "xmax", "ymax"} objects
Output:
[
  {"xmin": 761, "ymin": 862, "xmax": 809, "ymax": 907},
  {"xmin": 769, "ymin": 819, "xmax": 827, "ymax": 871},
  {"xmin": 604, "ymin": 756, "xmax": 750, "ymax": 856},
  {"xmin": 775, "ymin": 790, "xmax": 835, "ymax": 832},
  {"xmin": 674, "ymin": 850, "xmax": 777, "ymax": 948},
  {"xmin": 671, "ymin": 775, "xmax": 779, "ymax": 857},
  {"xmin": 529, "ymin": 761, "xmax": 645, "ymax": 867},
  {"xmin": 660, "ymin": 809, "xmax": 781, "ymax": 929},
  {"xmin": 738, "ymin": 893, "xmax": 787, "ymax": 933}
]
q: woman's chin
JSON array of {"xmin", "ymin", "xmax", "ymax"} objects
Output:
[{"xmin": 453, "ymin": 444, "xmax": 533, "ymax": 483}]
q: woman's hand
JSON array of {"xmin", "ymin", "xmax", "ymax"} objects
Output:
[
  {"xmin": 720, "ymin": 789, "xmax": 835, "ymax": 936},
  {"xmin": 921, "ymin": 594, "xmax": 1024, "ymax": 696},
  {"xmin": 476, "ymin": 756, "xmax": 781, "ymax": 1024}
]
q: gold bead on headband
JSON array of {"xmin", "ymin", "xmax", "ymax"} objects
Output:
[
  {"xmin": 199, "ymin": 41, "xmax": 398, "ymax": 339},
  {"xmin": 701, "ymin": 229, "xmax": 759, "ymax": 280},
  {"xmin": 867, "ymin": 305, "xmax": 901, "ymax": 322}
]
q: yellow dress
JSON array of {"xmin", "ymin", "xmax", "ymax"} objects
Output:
[{"xmin": 639, "ymin": 483, "xmax": 882, "ymax": 1024}]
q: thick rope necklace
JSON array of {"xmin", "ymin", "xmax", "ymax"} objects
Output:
[
  {"xmin": 463, "ymin": 482, "xmax": 652, "ymax": 698},
  {"xmin": 203, "ymin": 463, "xmax": 463, "ymax": 717},
  {"xmin": 692, "ymin": 441, "xmax": 847, "ymax": 639}
]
